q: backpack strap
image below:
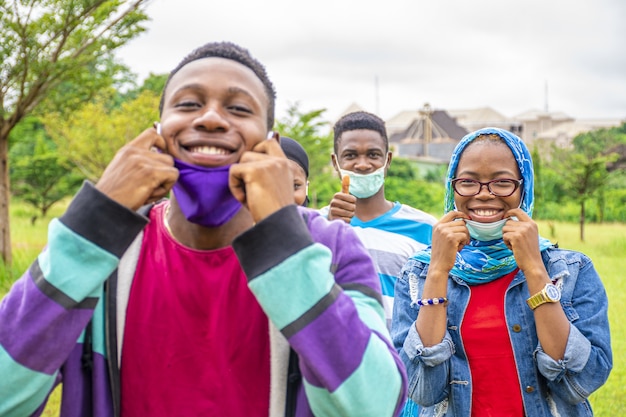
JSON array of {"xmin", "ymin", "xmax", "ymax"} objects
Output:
[{"xmin": 284, "ymin": 348, "xmax": 302, "ymax": 417}]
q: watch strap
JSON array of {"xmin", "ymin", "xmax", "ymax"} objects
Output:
[{"xmin": 526, "ymin": 284, "xmax": 560, "ymax": 310}]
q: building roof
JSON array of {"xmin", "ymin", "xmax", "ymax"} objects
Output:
[
  {"xmin": 386, "ymin": 110, "xmax": 421, "ymax": 135},
  {"xmin": 432, "ymin": 110, "xmax": 470, "ymax": 140},
  {"xmin": 389, "ymin": 110, "xmax": 468, "ymax": 143},
  {"xmin": 537, "ymin": 119, "xmax": 624, "ymax": 141},
  {"xmin": 446, "ymin": 107, "xmax": 508, "ymax": 125},
  {"xmin": 513, "ymin": 109, "xmax": 573, "ymax": 122}
]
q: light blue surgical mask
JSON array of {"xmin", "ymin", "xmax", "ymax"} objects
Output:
[
  {"xmin": 339, "ymin": 165, "xmax": 386, "ymax": 199},
  {"xmin": 464, "ymin": 216, "xmax": 519, "ymax": 241}
]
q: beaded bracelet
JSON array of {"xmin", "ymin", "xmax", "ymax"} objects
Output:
[{"xmin": 417, "ymin": 297, "xmax": 448, "ymax": 306}]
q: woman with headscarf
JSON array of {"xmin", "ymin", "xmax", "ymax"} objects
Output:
[{"xmin": 391, "ymin": 127, "xmax": 612, "ymax": 416}]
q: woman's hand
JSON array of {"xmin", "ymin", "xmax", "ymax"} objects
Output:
[
  {"xmin": 502, "ymin": 209, "xmax": 545, "ymax": 277},
  {"xmin": 428, "ymin": 211, "xmax": 471, "ymax": 277}
]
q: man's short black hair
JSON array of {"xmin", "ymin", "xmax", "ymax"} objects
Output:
[
  {"xmin": 333, "ymin": 111, "xmax": 388, "ymax": 153},
  {"xmin": 159, "ymin": 41, "xmax": 276, "ymax": 129}
]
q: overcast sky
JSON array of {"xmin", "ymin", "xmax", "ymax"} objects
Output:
[{"xmin": 116, "ymin": 0, "xmax": 626, "ymax": 124}]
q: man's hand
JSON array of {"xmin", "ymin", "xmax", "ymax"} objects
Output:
[
  {"xmin": 327, "ymin": 175, "xmax": 356, "ymax": 223},
  {"xmin": 229, "ymin": 137, "xmax": 294, "ymax": 223},
  {"xmin": 96, "ymin": 127, "xmax": 178, "ymax": 211},
  {"xmin": 342, "ymin": 175, "xmax": 350, "ymax": 194}
]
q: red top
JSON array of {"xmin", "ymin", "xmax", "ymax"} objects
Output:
[
  {"xmin": 461, "ymin": 269, "xmax": 524, "ymax": 417},
  {"xmin": 121, "ymin": 202, "xmax": 270, "ymax": 416}
]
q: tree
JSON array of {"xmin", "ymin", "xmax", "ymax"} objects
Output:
[
  {"xmin": 46, "ymin": 89, "xmax": 160, "ymax": 182},
  {"xmin": 555, "ymin": 127, "xmax": 624, "ymax": 241},
  {"xmin": 9, "ymin": 119, "xmax": 82, "ymax": 223},
  {"xmin": 124, "ymin": 72, "xmax": 168, "ymax": 98},
  {"xmin": 531, "ymin": 144, "xmax": 561, "ymax": 219},
  {"xmin": 386, "ymin": 157, "xmax": 416, "ymax": 181},
  {"xmin": 275, "ymin": 102, "xmax": 333, "ymax": 179},
  {"xmin": 275, "ymin": 102, "xmax": 335, "ymax": 207},
  {"xmin": 385, "ymin": 157, "xmax": 444, "ymax": 216},
  {"xmin": 558, "ymin": 150, "xmax": 615, "ymax": 241},
  {"xmin": 0, "ymin": 0, "xmax": 149, "ymax": 264}
]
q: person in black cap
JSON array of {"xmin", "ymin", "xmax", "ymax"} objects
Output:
[{"xmin": 280, "ymin": 136, "xmax": 309, "ymax": 206}]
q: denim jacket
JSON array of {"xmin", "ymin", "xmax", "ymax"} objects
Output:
[{"xmin": 391, "ymin": 247, "xmax": 612, "ymax": 417}]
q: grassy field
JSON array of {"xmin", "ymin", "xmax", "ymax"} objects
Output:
[
  {"xmin": 1, "ymin": 200, "xmax": 624, "ymax": 415},
  {"xmin": 540, "ymin": 220, "xmax": 626, "ymax": 416}
]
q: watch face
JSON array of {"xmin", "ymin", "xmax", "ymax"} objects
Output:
[{"xmin": 546, "ymin": 284, "xmax": 561, "ymax": 301}]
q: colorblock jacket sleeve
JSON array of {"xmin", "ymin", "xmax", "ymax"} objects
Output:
[
  {"xmin": 0, "ymin": 182, "xmax": 148, "ymax": 417},
  {"xmin": 232, "ymin": 205, "xmax": 408, "ymax": 417}
]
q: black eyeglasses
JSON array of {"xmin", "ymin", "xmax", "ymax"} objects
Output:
[{"xmin": 451, "ymin": 178, "xmax": 523, "ymax": 197}]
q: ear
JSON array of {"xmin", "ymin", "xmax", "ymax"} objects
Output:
[
  {"xmin": 384, "ymin": 151, "xmax": 393, "ymax": 175},
  {"xmin": 331, "ymin": 154, "xmax": 342, "ymax": 179}
]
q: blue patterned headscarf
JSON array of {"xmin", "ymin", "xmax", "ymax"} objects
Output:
[{"xmin": 414, "ymin": 127, "xmax": 553, "ymax": 285}]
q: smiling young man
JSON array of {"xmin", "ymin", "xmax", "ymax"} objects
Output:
[
  {"xmin": 0, "ymin": 43, "xmax": 406, "ymax": 417},
  {"xmin": 321, "ymin": 111, "xmax": 435, "ymax": 417},
  {"xmin": 322, "ymin": 111, "xmax": 437, "ymax": 329}
]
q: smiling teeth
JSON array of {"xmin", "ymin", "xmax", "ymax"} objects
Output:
[
  {"xmin": 190, "ymin": 146, "xmax": 229, "ymax": 155},
  {"xmin": 474, "ymin": 209, "xmax": 498, "ymax": 216}
]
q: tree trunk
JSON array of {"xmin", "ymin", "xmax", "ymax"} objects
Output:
[
  {"xmin": 598, "ymin": 191, "xmax": 605, "ymax": 224},
  {"xmin": 579, "ymin": 200, "xmax": 585, "ymax": 242},
  {"xmin": 0, "ymin": 134, "xmax": 11, "ymax": 266}
]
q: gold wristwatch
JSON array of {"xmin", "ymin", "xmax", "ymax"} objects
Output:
[{"xmin": 526, "ymin": 283, "xmax": 561, "ymax": 310}]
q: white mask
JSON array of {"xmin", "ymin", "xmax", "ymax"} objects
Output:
[
  {"xmin": 464, "ymin": 216, "xmax": 518, "ymax": 241},
  {"xmin": 338, "ymin": 166, "xmax": 386, "ymax": 199}
]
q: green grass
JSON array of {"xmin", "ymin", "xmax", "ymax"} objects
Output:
[
  {"xmin": 1, "ymin": 201, "xmax": 624, "ymax": 415},
  {"xmin": 537, "ymin": 220, "xmax": 626, "ymax": 416},
  {"xmin": 0, "ymin": 200, "xmax": 68, "ymax": 294}
]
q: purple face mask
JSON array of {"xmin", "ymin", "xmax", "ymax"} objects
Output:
[{"xmin": 172, "ymin": 159, "xmax": 242, "ymax": 228}]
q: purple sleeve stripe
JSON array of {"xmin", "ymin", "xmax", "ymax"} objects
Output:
[
  {"xmin": 281, "ymin": 284, "xmax": 341, "ymax": 339},
  {"xmin": 340, "ymin": 282, "xmax": 383, "ymax": 307},
  {"xmin": 0, "ymin": 273, "xmax": 96, "ymax": 374},
  {"xmin": 31, "ymin": 260, "xmax": 98, "ymax": 310},
  {"xmin": 288, "ymin": 295, "xmax": 371, "ymax": 391},
  {"xmin": 301, "ymin": 336, "xmax": 405, "ymax": 416}
]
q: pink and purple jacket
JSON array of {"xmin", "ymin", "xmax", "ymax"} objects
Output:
[{"xmin": 0, "ymin": 182, "xmax": 407, "ymax": 416}]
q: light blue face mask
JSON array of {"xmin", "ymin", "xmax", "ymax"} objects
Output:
[
  {"xmin": 338, "ymin": 165, "xmax": 385, "ymax": 199},
  {"xmin": 464, "ymin": 216, "xmax": 519, "ymax": 241}
]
